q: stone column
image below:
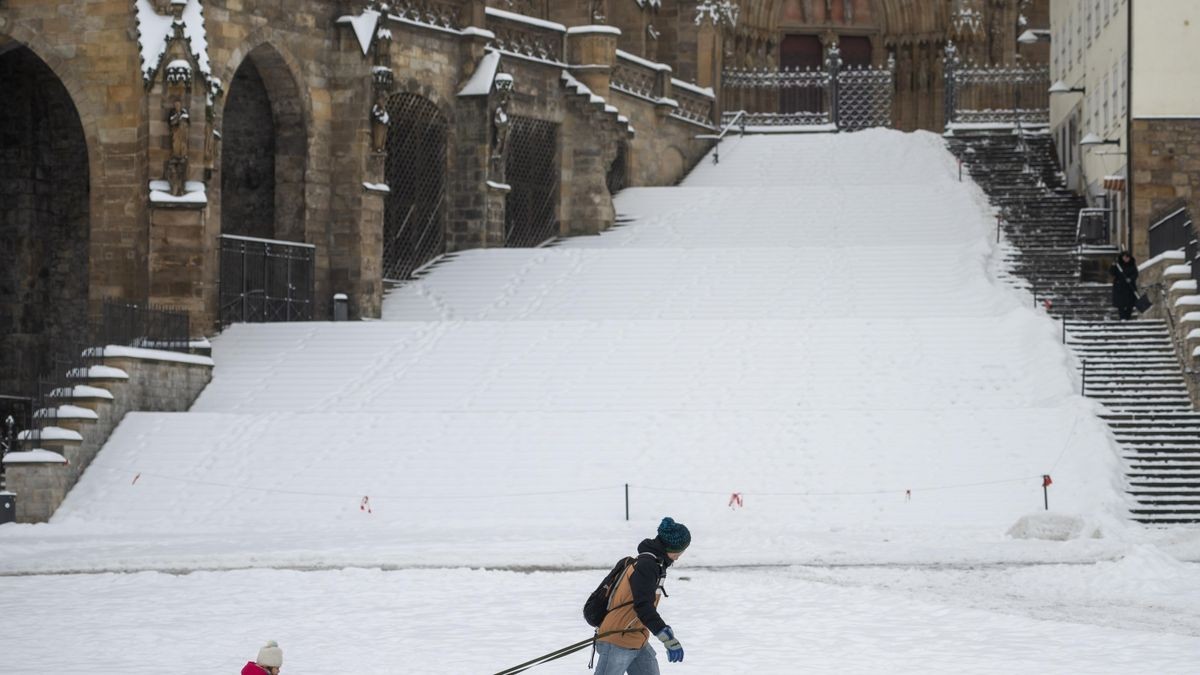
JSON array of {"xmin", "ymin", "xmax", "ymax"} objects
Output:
[
  {"xmin": 2, "ymin": 450, "xmax": 70, "ymax": 523},
  {"xmin": 567, "ymin": 26, "xmax": 620, "ymax": 98}
]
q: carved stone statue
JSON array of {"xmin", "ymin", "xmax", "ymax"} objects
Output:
[
  {"xmin": 165, "ymin": 100, "xmax": 190, "ymax": 195},
  {"xmin": 371, "ymin": 96, "xmax": 390, "ymax": 154},
  {"xmin": 490, "ymin": 75, "xmax": 514, "ymax": 183}
]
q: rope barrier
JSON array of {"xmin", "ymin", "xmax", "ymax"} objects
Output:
[{"xmin": 83, "ymin": 413, "xmax": 1083, "ymax": 509}]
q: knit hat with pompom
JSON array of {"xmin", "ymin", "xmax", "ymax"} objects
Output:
[
  {"xmin": 256, "ymin": 641, "xmax": 283, "ymax": 668},
  {"xmin": 657, "ymin": 517, "xmax": 691, "ymax": 552}
]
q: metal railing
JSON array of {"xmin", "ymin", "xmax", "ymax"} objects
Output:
[
  {"xmin": 98, "ymin": 299, "xmax": 191, "ymax": 353},
  {"xmin": 219, "ymin": 235, "xmax": 316, "ymax": 325},
  {"xmin": 709, "ymin": 110, "xmax": 747, "ymax": 165},
  {"xmin": 943, "ymin": 43, "xmax": 1049, "ymax": 126},
  {"xmin": 2, "ymin": 300, "xmax": 188, "ymax": 458},
  {"xmin": 720, "ymin": 45, "xmax": 893, "ymax": 131}
]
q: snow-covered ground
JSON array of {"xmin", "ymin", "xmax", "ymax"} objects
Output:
[{"xmin": 3, "ymin": 130, "xmax": 1199, "ymax": 673}]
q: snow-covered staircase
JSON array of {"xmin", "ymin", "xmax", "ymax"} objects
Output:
[
  {"xmin": 1070, "ymin": 319, "xmax": 1200, "ymax": 523},
  {"xmin": 947, "ymin": 130, "xmax": 1200, "ymax": 524}
]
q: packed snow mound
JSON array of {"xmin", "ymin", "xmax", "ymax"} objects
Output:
[
  {"xmin": 47, "ymin": 130, "xmax": 1124, "ymax": 560},
  {"xmin": 1007, "ymin": 512, "xmax": 1103, "ymax": 541}
]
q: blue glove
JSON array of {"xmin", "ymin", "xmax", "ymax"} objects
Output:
[{"xmin": 656, "ymin": 626, "xmax": 684, "ymax": 663}]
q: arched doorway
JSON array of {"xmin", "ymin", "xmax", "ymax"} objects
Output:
[
  {"xmin": 0, "ymin": 43, "xmax": 90, "ymax": 399},
  {"xmin": 382, "ymin": 93, "xmax": 448, "ymax": 282},
  {"xmin": 221, "ymin": 44, "xmax": 305, "ymax": 242},
  {"xmin": 218, "ymin": 44, "xmax": 313, "ymax": 324}
]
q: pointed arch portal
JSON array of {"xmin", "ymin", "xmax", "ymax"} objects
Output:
[{"xmin": 0, "ymin": 42, "xmax": 90, "ymax": 399}]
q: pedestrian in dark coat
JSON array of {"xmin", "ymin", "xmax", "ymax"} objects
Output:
[{"xmin": 1110, "ymin": 251, "xmax": 1139, "ymax": 320}]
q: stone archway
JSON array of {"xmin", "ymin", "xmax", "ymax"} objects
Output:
[
  {"xmin": 220, "ymin": 43, "xmax": 306, "ymax": 243},
  {"xmin": 0, "ymin": 43, "xmax": 90, "ymax": 398}
]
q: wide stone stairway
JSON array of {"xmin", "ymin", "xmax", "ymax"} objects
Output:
[{"xmin": 949, "ymin": 129, "xmax": 1200, "ymax": 524}]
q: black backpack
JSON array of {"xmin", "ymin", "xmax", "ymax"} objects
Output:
[{"xmin": 583, "ymin": 556, "xmax": 636, "ymax": 627}]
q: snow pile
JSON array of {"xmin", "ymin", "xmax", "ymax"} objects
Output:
[{"xmin": 1007, "ymin": 512, "xmax": 1103, "ymax": 541}]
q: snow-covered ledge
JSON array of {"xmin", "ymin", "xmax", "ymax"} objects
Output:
[{"xmin": 3, "ymin": 344, "xmax": 214, "ymax": 523}]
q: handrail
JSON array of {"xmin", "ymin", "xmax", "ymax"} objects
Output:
[{"xmin": 706, "ymin": 110, "xmax": 747, "ymax": 165}]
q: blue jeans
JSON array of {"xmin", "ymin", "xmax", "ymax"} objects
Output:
[{"xmin": 594, "ymin": 641, "xmax": 660, "ymax": 675}]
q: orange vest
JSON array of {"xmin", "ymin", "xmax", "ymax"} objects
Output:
[{"xmin": 597, "ymin": 556, "xmax": 660, "ymax": 650}]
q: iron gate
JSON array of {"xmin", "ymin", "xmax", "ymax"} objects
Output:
[
  {"xmin": 384, "ymin": 93, "xmax": 448, "ymax": 281},
  {"xmin": 505, "ymin": 116, "xmax": 561, "ymax": 247},
  {"xmin": 943, "ymin": 43, "xmax": 1049, "ymax": 126},
  {"xmin": 721, "ymin": 47, "xmax": 894, "ymax": 130},
  {"xmin": 220, "ymin": 234, "xmax": 315, "ymax": 324}
]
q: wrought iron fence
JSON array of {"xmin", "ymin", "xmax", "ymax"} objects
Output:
[
  {"xmin": 0, "ymin": 395, "xmax": 33, "ymax": 483},
  {"xmin": 1148, "ymin": 204, "xmax": 1200, "ymax": 287},
  {"xmin": 943, "ymin": 43, "xmax": 1049, "ymax": 126},
  {"xmin": 505, "ymin": 116, "xmax": 561, "ymax": 247},
  {"xmin": 98, "ymin": 299, "xmax": 190, "ymax": 352},
  {"xmin": 1149, "ymin": 205, "xmax": 1195, "ymax": 258},
  {"xmin": 219, "ymin": 235, "xmax": 315, "ymax": 324},
  {"xmin": 384, "ymin": 93, "xmax": 448, "ymax": 282},
  {"xmin": 390, "ymin": 0, "xmax": 463, "ymax": 30},
  {"xmin": 720, "ymin": 45, "xmax": 893, "ymax": 130},
  {"xmin": 485, "ymin": 7, "xmax": 565, "ymax": 64}
]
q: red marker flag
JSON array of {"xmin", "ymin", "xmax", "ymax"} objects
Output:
[{"xmin": 1042, "ymin": 475, "xmax": 1053, "ymax": 487}]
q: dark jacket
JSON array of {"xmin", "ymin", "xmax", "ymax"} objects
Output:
[
  {"xmin": 1110, "ymin": 256, "xmax": 1139, "ymax": 308},
  {"xmin": 597, "ymin": 537, "xmax": 673, "ymax": 649}
]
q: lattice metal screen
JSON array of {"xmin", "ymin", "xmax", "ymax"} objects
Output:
[
  {"xmin": 384, "ymin": 93, "xmax": 448, "ymax": 282},
  {"xmin": 505, "ymin": 116, "xmax": 560, "ymax": 247},
  {"xmin": 837, "ymin": 66, "xmax": 894, "ymax": 131}
]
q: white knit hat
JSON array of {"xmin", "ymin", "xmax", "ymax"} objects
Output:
[{"xmin": 256, "ymin": 640, "xmax": 283, "ymax": 668}]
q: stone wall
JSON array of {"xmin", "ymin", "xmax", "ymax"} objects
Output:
[
  {"xmin": 1132, "ymin": 118, "xmax": 1200, "ymax": 261},
  {"xmin": 0, "ymin": 0, "xmax": 715, "ymax": 337},
  {"xmin": 1138, "ymin": 251, "xmax": 1200, "ymax": 408},
  {"xmin": 2, "ymin": 349, "xmax": 213, "ymax": 523}
]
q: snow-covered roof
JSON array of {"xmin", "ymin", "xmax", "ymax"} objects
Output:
[
  {"xmin": 458, "ymin": 51, "xmax": 503, "ymax": 97},
  {"xmin": 336, "ymin": 8, "xmax": 382, "ymax": 57}
]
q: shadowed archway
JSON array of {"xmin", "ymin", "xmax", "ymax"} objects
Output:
[
  {"xmin": 220, "ymin": 43, "xmax": 306, "ymax": 243},
  {"xmin": 0, "ymin": 42, "xmax": 90, "ymax": 399}
]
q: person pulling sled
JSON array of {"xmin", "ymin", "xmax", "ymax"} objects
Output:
[{"xmin": 589, "ymin": 517, "xmax": 691, "ymax": 675}]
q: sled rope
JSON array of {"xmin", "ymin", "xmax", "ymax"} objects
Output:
[{"xmin": 493, "ymin": 630, "xmax": 633, "ymax": 675}]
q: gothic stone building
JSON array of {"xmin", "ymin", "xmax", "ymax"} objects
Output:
[{"xmin": 0, "ymin": 0, "xmax": 1039, "ymax": 397}]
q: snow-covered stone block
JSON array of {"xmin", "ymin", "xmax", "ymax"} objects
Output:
[
  {"xmin": 17, "ymin": 427, "xmax": 83, "ymax": 443},
  {"xmin": 2, "ymin": 449, "xmax": 68, "ymax": 465}
]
